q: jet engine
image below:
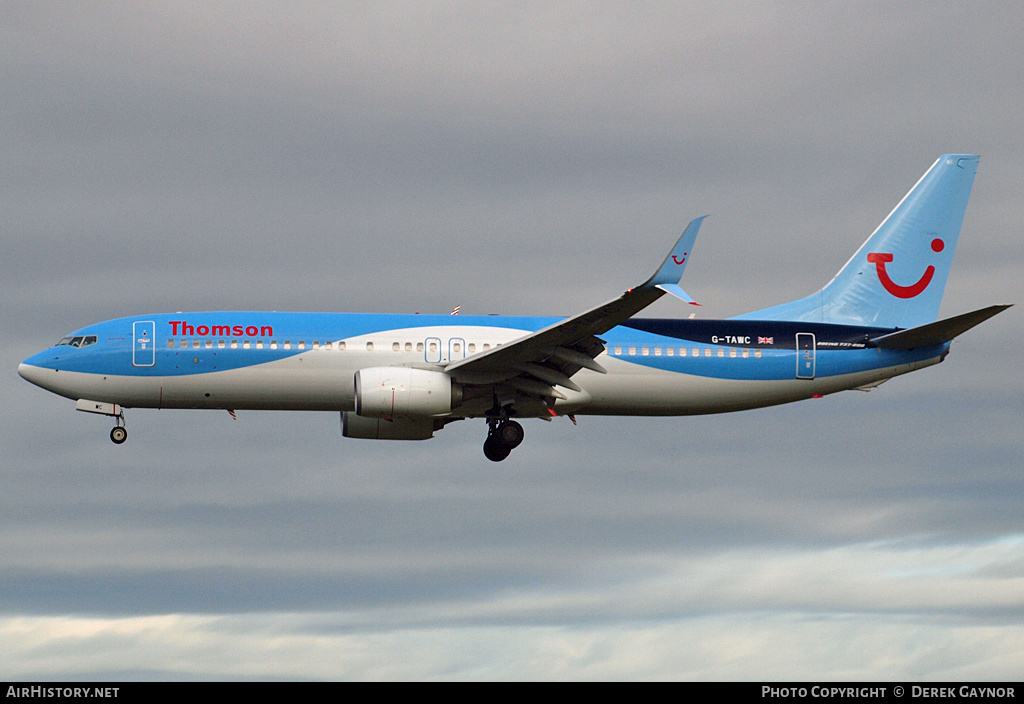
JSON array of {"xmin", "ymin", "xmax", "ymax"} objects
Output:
[
  {"xmin": 354, "ymin": 367, "xmax": 460, "ymax": 418},
  {"xmin": 341, "ymin": 412, "xmax": 437, "ymax": 440}
]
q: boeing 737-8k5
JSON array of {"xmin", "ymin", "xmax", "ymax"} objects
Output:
[{"xmin": 19, "ymin": 155, "xmax": 1010, "ymax": 461}]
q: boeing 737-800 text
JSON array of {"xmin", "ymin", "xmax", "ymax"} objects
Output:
[{"xmin": 19, "ymin": 155, "xmax": 1009, "ymax": 461}]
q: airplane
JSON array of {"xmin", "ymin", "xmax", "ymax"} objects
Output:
[{"xmin": 19, "ymin": 154, "xmax": 1010, "ymax": 461}]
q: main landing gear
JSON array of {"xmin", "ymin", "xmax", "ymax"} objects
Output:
[{"xmin": 483, "ymin": 418, "xmax": 524, "ymax": 462}]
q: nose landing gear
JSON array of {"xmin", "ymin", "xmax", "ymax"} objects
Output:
[
  {"xmin": 75, "ymin": 400, "xmax": 128, "ymax": 444},
  {"xmin": 483, "ymin": 419, "xmax": 524, "ymax": 462}
]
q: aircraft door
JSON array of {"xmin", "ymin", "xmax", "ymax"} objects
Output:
[
  {"xmin": 796, "ymin": 333, "xmax": 815, "ymax": 379},
  {"xmin": 133, "ymin": 320, "xmax": 156, "ymax": 367}
]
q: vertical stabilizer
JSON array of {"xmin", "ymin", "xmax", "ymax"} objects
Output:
[{"xmin": 733, "ymin": 154, "xmax": 979, "ymax": 328}]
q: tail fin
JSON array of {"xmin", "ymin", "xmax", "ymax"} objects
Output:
[{"xmin": 733, "ymin": 154, "xmax": 979, "ymax": 328}]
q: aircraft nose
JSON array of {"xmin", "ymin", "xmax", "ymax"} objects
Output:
[
  {"xmin": 19, "ymin": 349, "xmax": 55, "ymax": 387},
  {"xmin": 18, "ymin": 361, "xmax": 44, "ymax": 386}
]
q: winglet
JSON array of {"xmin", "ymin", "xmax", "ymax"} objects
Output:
[{"xmin": 643, "ymin": 216, "xmax": 705, "ymax": 304}]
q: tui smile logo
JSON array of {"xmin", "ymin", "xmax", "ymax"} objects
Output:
[{"xmin": 867, "ymin": 238, "xmax": 944, "ymax": 299}]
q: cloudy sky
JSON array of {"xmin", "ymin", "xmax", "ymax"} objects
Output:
[{"xmin": 2, "ymin": 1, "xmax": 1022, "ymax": 680}]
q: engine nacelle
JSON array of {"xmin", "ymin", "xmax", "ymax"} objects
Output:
[
  {"xmin": 341, "ymin": 412, "xmax": 436, "ymax": 440},
  {"xmin": 354, "ymin": 367, "xmax": 459, "ymax": 419}
]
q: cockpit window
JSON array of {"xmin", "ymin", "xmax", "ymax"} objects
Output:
[{"xmin": 56, "ymin": 335, "xmax": 97, "ymax": 348}]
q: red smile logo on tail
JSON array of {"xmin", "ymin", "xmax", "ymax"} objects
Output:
[{"xmin": 867, "ymin": 238, "xmax": 944, "ymax": 299}]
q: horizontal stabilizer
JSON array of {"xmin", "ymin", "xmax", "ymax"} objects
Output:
[{"xmin": 871, "ymin": 304, "xmax": 1011, "ymax": 349}]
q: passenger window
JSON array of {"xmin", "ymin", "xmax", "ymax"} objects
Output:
[
  {"xmin": 219, "ymin": 340, "xmax": 226, "ymax": 349},
  {"xmin": 193, "ymin": 340, "xmax": 200, "ymax": 349},
  {"xmin": 468, "ymin": 343, "xmax": 476, "ymax": 353},
  {"xmin": 180, "ymin": 340, "xmax": 188, "ymax": 349},
  {"xmin": 679, "ymin": 348, "xmax": 687, "ymax": 357},
  {"xmin": 243, "ymin": 341, "xmax": 251, "ymax": 349},
  {"xmin": 628, "ymin": 346, "xmax": 636, "ymax": 356},
  {"xmin": 393, "ymin": 342, "xmax": 400, "ymax": 351},
  {"xmin": 298, "ymin": 341, "xmax": 305, "ymax": 350},
  {"xmin": 230, "ymin": 340, "xmax": 238, "ymax": 349},
  {"xmin": 641, "ymin": 347, "xmax": 649, "ymax": 356},
  {"xmin": 654, "ymin": 347, "xmax": 662, "ymax": 356},
  {"xmin": 429, "ymin": 342, "xmax": 437, "ymax": 352},
  {"xmin": 666, "ymin": 347, "xmax": 674, "ymax": 357},
  {"xmin": 704, "ymin": 348, "xmax": 711, "ymax": 357},
  {"xmin": 270, "ymin": 341, "xmax": 277, "ymax": 350},
  {"xmin": 482, "ymin": 343, "xmax": 490, "ymax": 350},
  {"xmin": 755, "ymin": 349, "xmax": 762, "ymax": 358},
  {"xmin": 453, "ymin": 342, "xmax": 462, "ymax": 353},
  {"xmin": 717, "ymin": 349, "xmax": 724, "ymax": 358},
  {"xmin": 729, "ymin": 349, "xmax": 737, "ymax": 358},
  {"xmin": 313, "ymin": 341, "xmax": 320, "ymax": 350},
  {"xmin": 168, "ymin": 340, "xmax": 175, "ymax": 349},
  {"xmin": 614, "ymin": 346, "xmax": 622, "ymax": 355},
  {"xmin": 283, "ymin": 341, "xmax": 291, "ymax": 349},
  {"xmin": 416, "ymin": 342, "xmax": 424, "ymax": 352},
  {"xmin": 205, "ymin": 340, "xmax": 213, "ymax": 349},
  {"xmin": 256, "ymin": 341, "xmax": 264, "ymax": 349},
  {"xmin": 742, "ymin": 349, "xmax": 749, "ymax": 358},
  {"xmin": 366, "ymin": 342, "xmax": 374, "ymax": 351},
  {"xmin": 338, "ymin": 341, "xmax": 346, "ymax": 351}
]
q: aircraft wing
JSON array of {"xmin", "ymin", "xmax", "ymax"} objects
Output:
[{"xmin": 444, "ymin": 217, "xmax": 705, "ymax": 402}]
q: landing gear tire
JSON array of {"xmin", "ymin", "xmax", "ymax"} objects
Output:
[
  {"xmin": 497, "ymin": 420, "xmax": 524, "ymax": 448},
  {"xmin": 110, "ymin": 426, "xmax": 127, "ymax": 444},
  {"xmin": 482, "ymin": 419, "xmax": 524, "ymax": 461},
  {"xmin": 483, "ymin": 435, "xmax": 512, "ymax": 462}
]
